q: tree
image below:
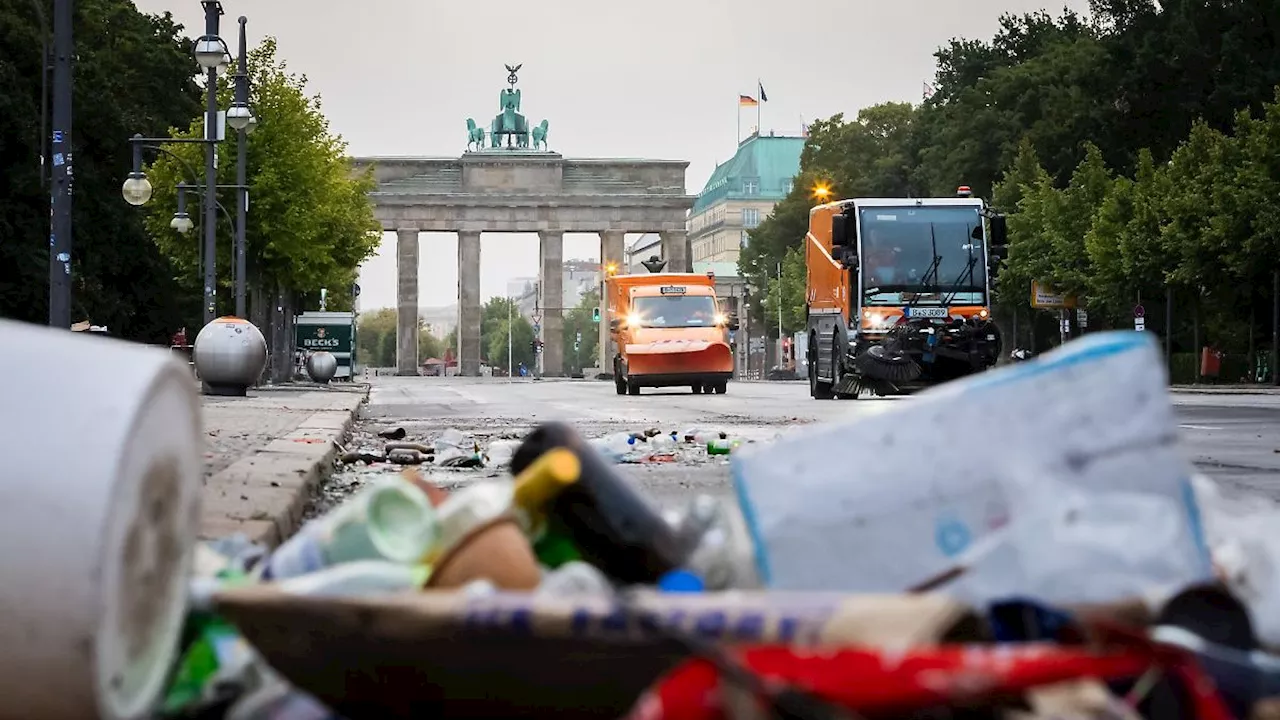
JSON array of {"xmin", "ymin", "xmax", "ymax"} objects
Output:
[
  {"xmin": 142, "ymin": 37, "xmax": 379, "ymax": 327},
  {"xmin": 562, "ymin": 290, "xmax": 601, "ymax": 373},
  {"xmin": 0, "ymin": 0, "xmax": 201, "ymax": 340},
  {"xmin": 480, "ymin": 297, "xmax": 534, "ymax": 371},
  {"xmin": 356, "ymin": 308, "xmax": 396, "ymax": 366},
  {"xmin": 761, "ymin": 247, "xmax": 806, "ymax": 337}
]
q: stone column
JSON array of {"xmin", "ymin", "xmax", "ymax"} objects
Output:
[
  {"xmin": 395, "ymin": 228, "xmax": 419, "ymax": 375},
  {"xmin": 599, "ymin": 230, "xmax": 625, "ymax": 375},
  {"xmin": 661, "ymin": 229, "xmax": 690, "ymax": 272},
  {"xmin": 539, "ymin": 230, "xmax": 565, "ymax": 376},
  {"xmin": 457, "ymin": 230, "xmax": 481, "ymax": 377}
]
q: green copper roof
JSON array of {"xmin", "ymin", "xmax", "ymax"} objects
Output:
[{"xmin": 693, "ymin": 133, "xmax": 804, "ymax": 213}]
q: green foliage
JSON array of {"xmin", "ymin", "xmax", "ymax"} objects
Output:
[
  {"xmin": 356, "ymin": 307, "xmax": 444, "ymax": 367},
  {"xmin": 562, "ymin": 290, "xmax": 601, "ymax": 372},
  {"xmin": 481, "ymin": 297, "xmax": 534, "ymax": 371},
  {"xmin": 143, "ymin": 37, "xmax": 378, "ymax": 318},
  {"xmin": 760, "ymin": 247, "xmax": 806, "ymax": 337},
  {"xmin": 733, "ymin": 2, "xmax": 1280, "ymax": 356},
  {"xmin": 0, "ymin": 0, "xmax": 201, "ymax": 340},
  {"xmin": 994, "ymin": 88, "xmax": 1280, "ymax": 348}
]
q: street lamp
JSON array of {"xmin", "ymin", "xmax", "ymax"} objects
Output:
[
  {"xmin": 122, "ymin": 172, "xmax": 153, "ymax": 207},
  {"xmin": 193, "ymin": 34, "xmax": 229, "ymax": 70},
  {"xmin": 170, "ymin": 182, "xmax": 194, "ymax": 233}
]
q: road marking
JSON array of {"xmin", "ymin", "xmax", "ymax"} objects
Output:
[{"xmin": 1179, "ymin": 424, "xmax": 1223, "ymax": 431}]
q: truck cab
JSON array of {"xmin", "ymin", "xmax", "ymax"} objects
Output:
[
  {"xmin": 608, "ymin": 272, "xmax": 737, "ymax": 396},
  {"xmin": 805, "ymin": 189, "xmax": 1008, "ymax": 398}
]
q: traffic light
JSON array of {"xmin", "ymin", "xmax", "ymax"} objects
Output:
[{"xmin": 592, "ymin": 308, "xmax": 601, "ymax": 323}]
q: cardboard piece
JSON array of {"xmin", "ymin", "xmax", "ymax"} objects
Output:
[{"xmin": 213, "ymin": 588, "xmax": 986, "ymax": 719}]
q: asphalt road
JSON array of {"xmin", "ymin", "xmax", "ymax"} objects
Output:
[{"xmin": 319, "ymin": 376, "xmax": 1280, "ymax": 513}]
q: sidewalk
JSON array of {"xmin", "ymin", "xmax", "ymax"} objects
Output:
[
  {"xmin": 199, "ymin": 384, "xmax": 368, "ymax": 547},
  {"xmin": 1170, "ymin": 384, "xmax": 1280, "ymax": 394}
]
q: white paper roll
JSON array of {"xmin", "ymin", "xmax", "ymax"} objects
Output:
[{"xmin": 0, "ymin": 319, "xmax": 203, "ymax": 720}]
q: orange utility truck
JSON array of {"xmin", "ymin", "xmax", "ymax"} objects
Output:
[
  {"xmin": 805, "ymin": 188, "xmax": 1009, "ymax": 399},
  {"xmin": 607, "ymin": 271, "xmax": 737, "ymax": 396}
]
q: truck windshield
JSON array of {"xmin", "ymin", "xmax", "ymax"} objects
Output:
[
  {"xmin": 631, "ymin": 295, "xmax": 719, "ymax": 328},
  {"xmin": 858, "ymin": 205, "xmax": 986, "ymax": 306}
]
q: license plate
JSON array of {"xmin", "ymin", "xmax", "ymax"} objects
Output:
[{"xmin": 905, "ymin": 307, "xmax": 948, "ymax": 319}]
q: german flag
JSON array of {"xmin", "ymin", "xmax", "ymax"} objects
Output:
[{"xmin": 738, "ymin": 95, "xmax": 758, "ymax": 107}]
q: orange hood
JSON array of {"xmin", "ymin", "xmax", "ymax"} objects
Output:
[{"xmin": 624, "ymin": 325, "xmax": 728, "ymax": 354}]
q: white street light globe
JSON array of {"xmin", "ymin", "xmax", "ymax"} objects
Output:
[
  {"xmin": 170, "ymin": 213, "xmax": 194, "ymax": 234},
  {"xmin": 193, "ymin": 37, "xmax": 226, "ymax": 70},
  {"xmin": 121, "ymin": 173, "xmax": 153, "ymax": 206},
  {"xmin": 244, "ymin": 112, "xmax": 258, "ymax": 134},
  {"xmin": 226, "ymin": 104, "xmax": 253, "ymax": 131}
]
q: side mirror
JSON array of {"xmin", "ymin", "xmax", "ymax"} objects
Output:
[
  {"xmin": 989, "ymin": 246, "xmax": 1007, "ymax": 262},
  {"xmin": 729, "ymin": 318, "xmax": 740, "ymax": 331},
  {"xmin": 831, "ymin": 214, "xmax": 849, "ymax": 251},
  {"xmin": 609, "ymin": 318, "xmax": 620, "ymax": 331},
  {"xmin": 989, "ymin": 214, "xmax": 1008, "ymax": 250}
]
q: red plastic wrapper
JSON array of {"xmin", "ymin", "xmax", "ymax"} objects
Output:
[{"xmin": 625, "ymin": 643, "xmax": 1234, "ymax": 720}]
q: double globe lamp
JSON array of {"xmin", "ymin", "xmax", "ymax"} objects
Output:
[{"xmin": 121, "ymin": 36, "xmax": 267, "ymax": 396}]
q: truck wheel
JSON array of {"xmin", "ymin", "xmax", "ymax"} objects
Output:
[
  {"xmin": 714, "ymin": 381, "xmax": 727, "ymax": 394},
  {"xmin": 627, "ymin": 381, "xmax": 640, "ymax": 396},
  {"xmin": 692, "ymin": 384, "xmax": 703, "ymax": 394},
  {"xmin": 810, "ymin": 337, "xmax": 834, "ymax": 400}
]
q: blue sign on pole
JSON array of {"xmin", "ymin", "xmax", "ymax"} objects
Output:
[{"xmin": 533, "ymin": 324, "xmax": 541, "ymax": 334}]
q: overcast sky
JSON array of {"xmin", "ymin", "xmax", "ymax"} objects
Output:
[{"xmin": 134, "ymin": 0, "xmax": 1088, "ymax": 310}]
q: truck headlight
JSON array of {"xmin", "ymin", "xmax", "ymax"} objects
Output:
[
  {"xmin": 626, "ymin": 312, "xmax": 643, "ymax": 328},
  {"xmin": 714, "ymin": 313, "xmax": 727, "ymax": 325}
]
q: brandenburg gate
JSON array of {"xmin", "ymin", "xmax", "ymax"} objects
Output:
[{"xmin": 352, "ymin": 65, "xmax": 695, "ymax": 377}]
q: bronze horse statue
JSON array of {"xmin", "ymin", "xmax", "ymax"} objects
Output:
[
  {"xmin": 532, "ymin": 119, "xmax": 549, "ymax": 150},
  {"xmin": 465, "ymin": 118, "xmax": 485, "ymax": 151}
]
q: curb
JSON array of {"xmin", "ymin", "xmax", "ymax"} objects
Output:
[{"xmin": 198, "ymin": 389, "xmax": 368, "ymax": 548}]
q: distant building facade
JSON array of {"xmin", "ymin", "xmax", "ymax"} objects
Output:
[
  {"xmin": 688, "ymin": 132, "xmax": 804, "ymax": 265},
  {"xmin": 511, "ymin": 260, "xmax": 601, "ymax": 319}
]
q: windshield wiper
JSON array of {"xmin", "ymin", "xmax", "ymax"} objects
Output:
[
  {"xmin": 941, "ymin": 227, "xmax": 982, "ymax": 306},
  {"xmin": 897, "ymin": 224, "xmax": 943, "ymax": 317}
]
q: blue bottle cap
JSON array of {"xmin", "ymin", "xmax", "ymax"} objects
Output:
[{"xmin": 658, "ymin": 570, "xmax": 705, "ymax": 593}]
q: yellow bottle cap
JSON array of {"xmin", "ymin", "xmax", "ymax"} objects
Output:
[{"xmin": 512, "ymin": 447, "xmax": 581, "ymax": 513}]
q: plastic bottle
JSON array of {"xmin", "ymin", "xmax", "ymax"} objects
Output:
[
  {"xmin": 676, "ymin": 495, "xmax": 761, "ymax": 590},
  {"xmin": 272, "ymin": 560, "xmax": 429, "ymax": 598},
  {"xmin": 650, "ymin": 433, "xmax": 676, "ymax": 452},
  {"xmin": 707, "ymin": 438, "xmax": 734, "ymax": 455},
  {"xmin": 261, "ymin": 478, "xmax": 439, "ymax": 580}
]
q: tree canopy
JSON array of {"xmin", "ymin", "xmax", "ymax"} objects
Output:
[
  {"xmin": 0, "ymin": 0, "xmax": 201, "ymax": 340},
  {"xmin": 142, "ymin": 37, "xmax": 378, "ymax": 324},
  {"xmin": 740, "ymin": 0, "xmax": 1280, "ymax": 358},
  {"xmin": 481, "ymin": 297, "xmax": 534, "ymax": 372}
]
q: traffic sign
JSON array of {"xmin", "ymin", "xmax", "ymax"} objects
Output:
[
  {"xmin": 575, "ymin": 331, "xmax": 582, "ymax": 343},
  {"xmin": 533, "ymin": 324, "xmax": 541, "ymax": 334},
  {"xmin": 1134, "ymin": 304, "xmax": 1145, "ymax": 319},
  {"xmin": 1077, "ymin": 309, "xmax": 1089, "ymax": 328},
  {"xmin": 532, "ymin": 313, "xmax": 542, "ymax": 325},
  {"xmin": 1134, "ymin": 317, "xmax": 1146, "ymax": 332}
]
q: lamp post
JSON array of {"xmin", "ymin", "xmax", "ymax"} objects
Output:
[
  {"xmin": 194, "ymin": 0, "xmax": 229, "ymax": 326},
  {"xmin": 48, "ymin": 0, "xmax": 73, "ymax": 328},
  {"xmin": 227, "ymin": 15, "xmax": 253, "ymax": 318}
]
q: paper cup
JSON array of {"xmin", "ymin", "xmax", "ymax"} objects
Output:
[{"xmin": 426, "ymin": 517, "xmax": 541, "ymax": 591}]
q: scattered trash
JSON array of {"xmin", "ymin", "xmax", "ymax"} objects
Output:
[
  {"xmin": 376, "ymin": 427, "xmax": 407, "ymax": 440},
  {"xmin": 52, "ymin": 328, "xmax": 1280, "ymax": 720}
]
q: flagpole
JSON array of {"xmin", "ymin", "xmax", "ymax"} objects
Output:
[
  {"xmin": 736, "ymin": 98, "xmax": 741, "ymax": 144},
  {"xmin": 757, "ymin": 79, "xmax": 762, "ymax": 136}
]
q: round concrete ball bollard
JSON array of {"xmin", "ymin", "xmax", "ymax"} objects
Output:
[
  {"xmin": 0, "ymin": 318, "xmax": 202, "ymax": 720},
  {"xmin": 305, "ymin": 350, "xmax": 338, "ymax": 383},
  {"xmin": 192, "ymin": 316, "xmax": 267, "ymax": 396}
]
